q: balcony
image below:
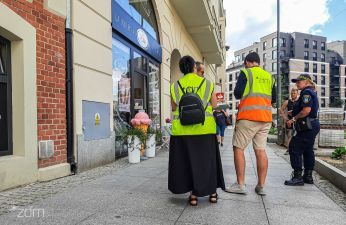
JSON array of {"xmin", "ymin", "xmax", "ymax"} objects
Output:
[{"xmin": 171, "ymin": 0, "xmax": 224, "ymax": 64}]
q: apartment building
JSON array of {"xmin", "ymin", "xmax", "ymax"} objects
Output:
[{"xmin": 226, "ymin": 32, "xmax": 346, "ymax": 121}]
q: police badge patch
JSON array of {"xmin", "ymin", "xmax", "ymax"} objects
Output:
[{"xmin": 303, "ymin": 95, "xmax": 311, "ymax": 103}]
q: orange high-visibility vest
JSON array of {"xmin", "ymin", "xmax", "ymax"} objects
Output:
[{"xmin": 237, "ymin": 67, "xmax": 274, "ymax": 122}]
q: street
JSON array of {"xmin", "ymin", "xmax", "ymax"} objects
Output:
[{"xmin": 0, "ymin": 129, "xmax": 345, "ymax": 225}]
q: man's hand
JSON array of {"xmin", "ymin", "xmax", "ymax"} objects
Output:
[{"xmin": 286, "ymin": 119, "xmax": 294, "ymax": 128}]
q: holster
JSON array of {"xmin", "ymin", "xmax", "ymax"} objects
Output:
[{"xmin": 294, "ymin": 117, "xmax": 313, "ymax": 132}]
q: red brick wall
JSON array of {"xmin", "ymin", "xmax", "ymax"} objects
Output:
[{"xmin": 0, "ymin": 0, "xmax": 67, "ymax": 168}]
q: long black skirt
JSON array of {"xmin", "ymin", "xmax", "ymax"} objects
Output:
[{"xmin": 168, "ymin": 134, "xmax": 225, "ymax": 197}]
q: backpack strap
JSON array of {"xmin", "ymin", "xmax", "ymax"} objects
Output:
[
  {"xmin": 195, "ymin": 78, "xmax": 206, "ymax": 93},
  {"xmin": 177, "ymin": 80, "xmax": 185, "ymax": 94}
]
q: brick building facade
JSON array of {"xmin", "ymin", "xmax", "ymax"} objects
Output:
[{"xmin": 0, "ymin": 0, "xmax": 70, "ymax": 191}]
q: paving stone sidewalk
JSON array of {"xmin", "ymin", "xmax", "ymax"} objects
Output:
[{"xmin": 0, "ymin": 129, "xmax": 345, "ymax": 225}]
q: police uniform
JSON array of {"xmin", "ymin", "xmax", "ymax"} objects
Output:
[
  {"xmin": 285, "ymin": 75, "xmax": 320, "ymax": 186},
  {"xmin": 168, "ymin": 73, "xmax": 225, "ymax": 197}
]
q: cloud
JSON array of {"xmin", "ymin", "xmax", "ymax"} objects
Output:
[{"xmin": 224, "ymin": 0, "xmax": 330, "ymax": 64}]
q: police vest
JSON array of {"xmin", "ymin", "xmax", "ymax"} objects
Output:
[
  {"xmin": 237, "ymin": 67, "xmax": 274, "ymax": 122},
  {"xmin": 170, "ymin": 73, "xmax": 216, "ymax": 136}
]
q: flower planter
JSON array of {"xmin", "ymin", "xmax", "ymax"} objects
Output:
[
  {"xmin": 128, "ymin": 136, "xmax": 141, "ymax": 163},
  {"xmin": 145, "ymin": 134, "xmax": 156, "ymax": 158}
]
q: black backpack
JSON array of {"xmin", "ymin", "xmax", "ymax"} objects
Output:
[{"xmin": 177, "ymin": 79, "xmax": 207, "ymax": 126}]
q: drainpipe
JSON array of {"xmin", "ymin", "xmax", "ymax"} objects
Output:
[{"xmin": 65, "ymin": 0, "xmax": 77, "ymax": 174}]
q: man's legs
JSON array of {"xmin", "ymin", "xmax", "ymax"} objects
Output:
[
  {"xmin": 233, "ymin": 146, "xmax": 246, "ymax": 185},
  {"xmin": 254, "ymin": 149, "xmax": 268, "ymax": 187}
]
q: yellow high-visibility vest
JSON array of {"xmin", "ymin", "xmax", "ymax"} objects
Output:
[
  {"xmin": 170, "ymin": 73, "xmax": 216, "ymax": 135},
  {"xmin": 237, "ymin": 67, "xmax": 274, "ymax": 122}
]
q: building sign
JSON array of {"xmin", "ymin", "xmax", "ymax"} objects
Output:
[
  {"xmin": 216, "ymin": 93, "xmax": 225, "ymax": 102},
  {"xmin": 111, "ymin": 0, "xmax": 162, "ymax": 62},
  {"xmin": 137, "ymin": 29, "xmax": 149, "ymax": 49}
]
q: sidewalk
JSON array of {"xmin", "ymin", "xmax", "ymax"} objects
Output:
[{"xmin": 0, "ymin": 129, "xmax": 345, "ymax": 225}]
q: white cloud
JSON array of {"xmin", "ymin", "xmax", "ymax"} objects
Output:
[{"xmin": 224, "ymin": 0, "xmax": 330, "ymax": 65}]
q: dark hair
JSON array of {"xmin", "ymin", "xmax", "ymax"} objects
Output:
[
  {"xmin": 244, "ymin": 52, "xmax": 260, "ymax": 65},
  {"xmin": 179, "ymin": 55, "xmax": 196, "ymax": 74},
  {"xmin": 196, "ymin": 61, "xmax": 203, "ymax": 72}
]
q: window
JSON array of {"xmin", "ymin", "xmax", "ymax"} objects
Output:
[
  {"xmin": 235, "ymin": 55, "xmax": 241, "ymax": 62},
  {"xmin": 263, "ymin": 64, "xmax": 266, "ymax": 70},
  {"xmin": 263, "ymin": 53, "xmax": 267, "ymax": 62},
  {"xmin": 290, "ymin": 37, "xmax": 294, "ymax": 47},
  {"xmin": 229, "ymin": 94, "xmax": 233, "ymax": 101},
  {"xmin": 236, "ymin": 72, "xmax": 239, "ymax": 79},
  {"xmin": 321, "ymin": 64, "xmax": 326, "ymax": 74},
  {"xmin": 321, "ymin": 53, "xmax": 325, "ymax": 62},
  {"xmin": 0, "ymin": 36, "xmax": 12, "ymax": 156},
  {"xmin": 280, "ymin": 38, "xmax": 286, "ymax": 47},
  {"xmin": 321, "ymin": 76, "xmax": 326, "ymax": 85},
  {"xmin": 313, "ymin": 75, "xmax": 317, "ymax": 83},
  {"xmin": 229, "ymin": 83, "xmax": 233, "ymax": 91},
  {"xmin": 279, "ymin": 50, "xmax": 286, "ymax": 59},
  {"xmin": 304, "ymin": 39, "xmax": 309, "ymax": 48},
  {"xmin": 321, "ymin": 87, "xmax": 325, "ymax": 96},
  {"xmin": 272, "ymin": 38, "xmax": 277, "ymax": 47},
  {"xmin": 272, "ymin": 62, "xmax": 277, "ymax": 72},
  {"xmin": 304, "ymin": 51, "xmax": 309, "ymax": 60},
  {"xmin": 229, "ymin": 74, "xmax": 232, "ymax": 82},
  {"xmin": 290, "ymin": 50, "xmax": 294, "ymax": 57},
  {"xmin": 304, "ymin": 62, "xmax": 309, "ymax": 72},
  {"xmin": 116, "ymin": 0, "xmax": 159, "ymax": 40},
  {"xmin": 242, "ymin": 53, "xmax": 245, "ymax": 60},
  {"xmin": 263, "ymin": 41, "xmax": 267, "ymax": 50},
  {"xmin": 313, "ymin": 63, "xmax": 317, "ymax": 73},
  {"xmin": 321, "ymin": 42, "xmax": 326, "ymax": 50},
  {"xmin": 313, "ymin": 40, "xmax": 317, "ymax": 49},
  {"xmin": 272, "ymin": 50, "xmax": 277, "ymax": 60},
  {"xmin": 321, "ymin": 99, "xmax": 326, "ymax": 107},
  {"xmin": 312, "ymin": 52, "xmax": 317, "ymax": 61}
]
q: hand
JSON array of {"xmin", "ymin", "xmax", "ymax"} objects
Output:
[{"xmin": 286, "ymin": 119, "xmax": 294, "ymax": 128}]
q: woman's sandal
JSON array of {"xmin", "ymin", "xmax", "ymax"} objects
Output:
[
  {"xmin": 188, "ymin": 195, "xmax": 198, "ymax": 206},
  {"xmin": 209, "ymin": 193, "xmax": 218, "ymax": 203}
]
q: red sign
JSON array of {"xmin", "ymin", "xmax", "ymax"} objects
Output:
[{"xmin": 216, "ymin": 92, "xmax": 224, "ymax": 101}]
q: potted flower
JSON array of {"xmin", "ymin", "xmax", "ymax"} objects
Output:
[
  {"xmin": 126, "ymin": 127, "xmax": 146, "ymax": 163},
  {"xmin": 145, "ymin": 128, "xmax": 156, "ymax": 158}
]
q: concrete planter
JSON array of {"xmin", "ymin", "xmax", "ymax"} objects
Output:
[
  {"xmin": 145, "ymin": 134, "xmax": 156, "ymax": 158},
  {"xmin": 127, "ymin": 136, "xmax": 141, "ymax": 163},
  {"xmin": 315, "ymin": 158, "xmax": 346, "ymax": 193}
]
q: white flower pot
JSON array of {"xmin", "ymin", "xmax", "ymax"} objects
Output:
[
  {"xmin": 145, "ymin": 134, "xmax": 156, "ymax": 158},
  {"xmin": 128, "ymin": 136, "xmax": 141, "ymax": 163}
]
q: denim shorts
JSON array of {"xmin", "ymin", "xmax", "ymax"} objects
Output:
[{"xmin": 216, "ymin": 125, "xmax": 226, "ymax": 136}]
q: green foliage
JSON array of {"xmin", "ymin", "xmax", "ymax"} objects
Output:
[
  {"xmin": 331, "ymin": 147, "xmax": 346, "ymax": 160},
  {"xmin": 269, "ymin": 126, "xmax": 278, "ymax": 135},
  {"xmin": 126, "ymin": 127, "xmax": 148, "ymax": 151}
]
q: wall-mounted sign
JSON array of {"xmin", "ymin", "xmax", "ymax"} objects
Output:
[
  {"xmin": 137, "ymin": 29, "xmax": 149, "ymax": 50},
  {"xmin": 95, "ymin": 113, "xmax": 101, "ymax": 125},
  {"xmin": 111, "ymin": 0, "xmax": 162, "ymax": 62},
  {"xmin": 216, "ymin": 92, "xmax": 225, "ymax": 102}
]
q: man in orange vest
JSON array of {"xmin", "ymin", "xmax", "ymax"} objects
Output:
[{"xmin": 225, "ymin": 52, "xmax": 276, "ymax": 196}]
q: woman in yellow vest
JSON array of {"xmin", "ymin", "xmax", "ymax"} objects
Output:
[{"xmin": 168, "ymin": 55, "xmax": 225, "ymax": 206}]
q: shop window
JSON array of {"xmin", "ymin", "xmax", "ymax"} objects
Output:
[{"xmin": 0, "ymin": 36, "xmax": 12, "ymax": 156}]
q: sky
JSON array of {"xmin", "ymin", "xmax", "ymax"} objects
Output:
[{"xmin": 224, "ymin": 0, "xmax": 346, "ymax": 65}]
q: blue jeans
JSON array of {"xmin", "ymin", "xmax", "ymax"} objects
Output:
[{"xmin": 216, "ymin": 125, "xmax": 226, "ymax": 137}]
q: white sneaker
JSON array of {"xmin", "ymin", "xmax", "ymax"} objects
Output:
[{"xmin": 224, "ymin": 182, "xmax": 247, "ymax": 194}]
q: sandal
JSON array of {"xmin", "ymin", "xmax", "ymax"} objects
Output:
[
  {"xmin": 209, "ymin": 193, "xmax": 218, "ymax": 203},
  {"xmin": 188, "ymin": 195, "xmax": 198, "ymax": 206}
]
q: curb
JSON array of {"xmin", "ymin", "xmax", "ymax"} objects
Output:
[{"xmin": 314, "ymin": 158, "xmax": 346, "ymax": 193}]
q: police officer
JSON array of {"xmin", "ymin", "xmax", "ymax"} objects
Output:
[{"xmin": 285, "ymin": 74, "xmax": 320, "ymax": 186}]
